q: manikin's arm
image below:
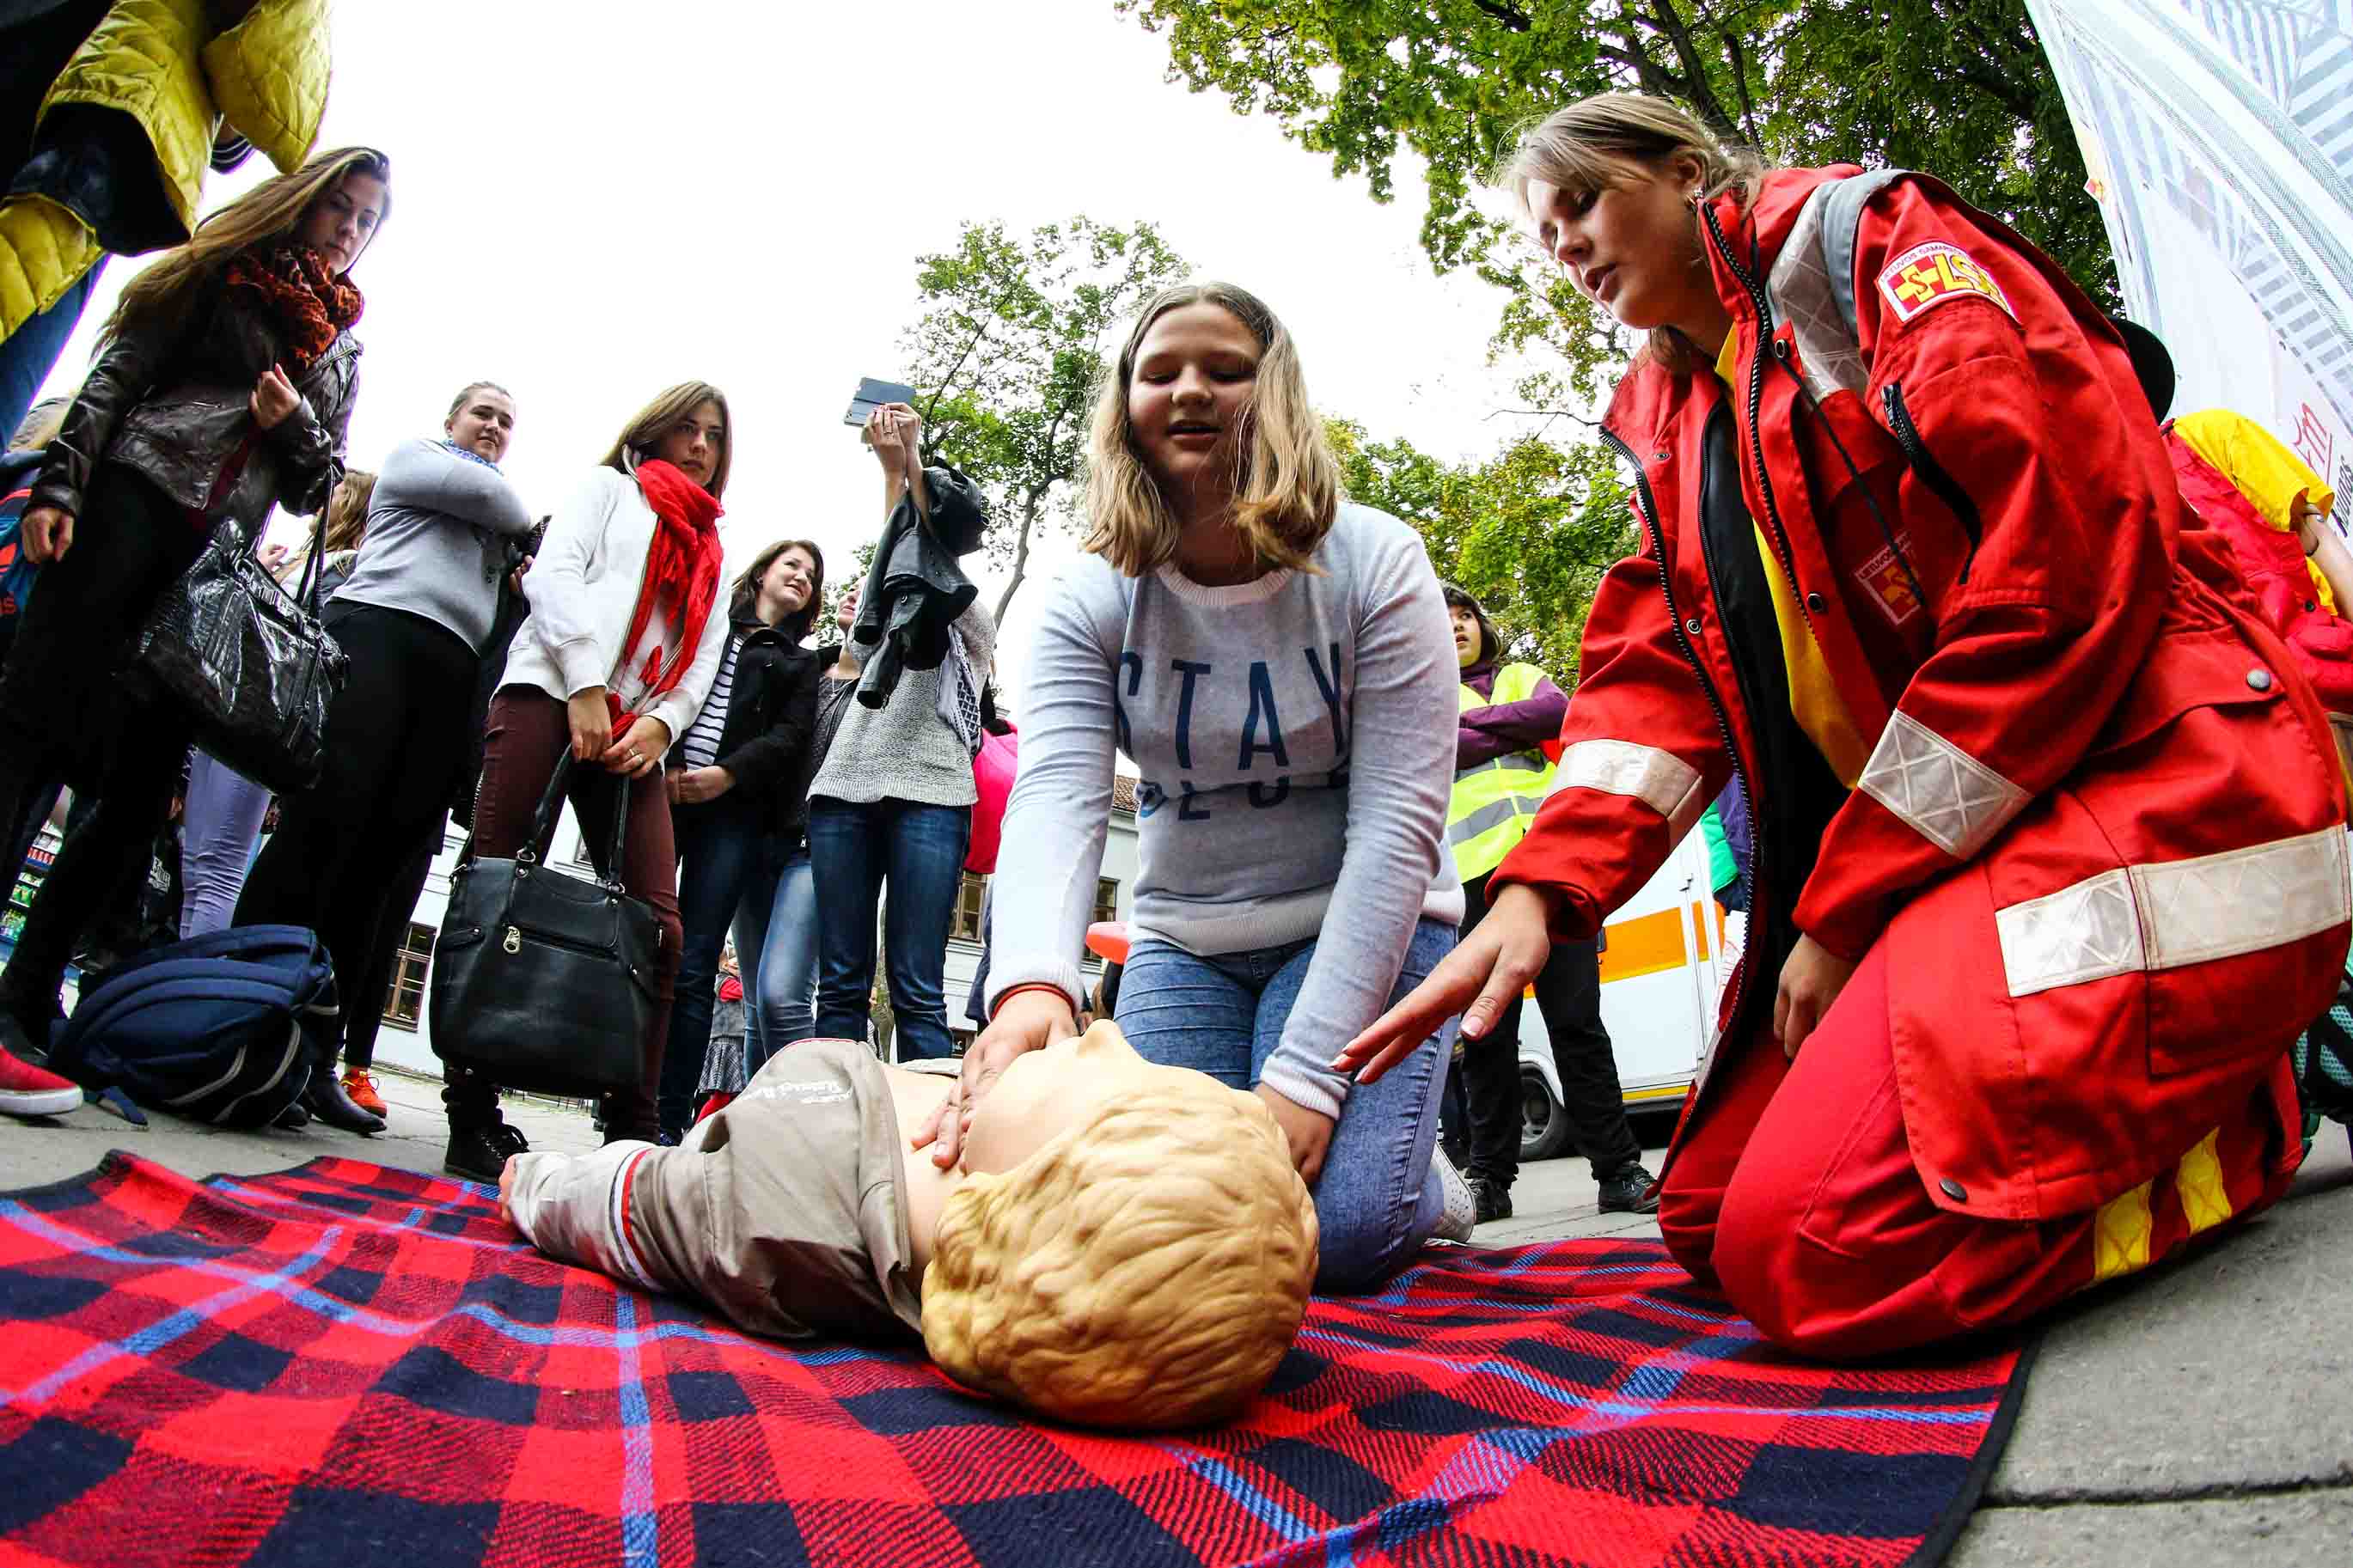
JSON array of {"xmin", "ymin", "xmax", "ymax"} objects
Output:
[{"xmin": 500, "ymin": 1145, "xmax": 687, "ymax": 1302}]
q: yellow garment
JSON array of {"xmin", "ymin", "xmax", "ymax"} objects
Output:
[
  {"xmin": 2089, "ymin": 1124, "xmax": 2235, "ymax": 1284},
  {"xmin": 1712, "ymin": 333, "xmax": 1873, "ymax": 786},
  {"xmin": 0, "ymin": 0, "xmax": 331, "ymax": 340},
  {"xmin": 2172, "ymin": 407, "xmax": 2339, "ymax": 613},
  {"xmin": 1449, "ymin": 662, "xmax": 1558, "ymax": 881}
]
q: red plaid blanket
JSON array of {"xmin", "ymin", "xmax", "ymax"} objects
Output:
[{"xmin": 0, "ymin": 1155, "xmax": 2032, "ymax": 1566}]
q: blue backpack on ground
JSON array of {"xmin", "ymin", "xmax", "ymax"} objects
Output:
[{"xmin": 46, "ymin": 925, "xmax": 337, "ymax": 1128}]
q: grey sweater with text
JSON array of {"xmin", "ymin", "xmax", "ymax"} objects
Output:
[{"xmin": 984, "ymin": 504, "xmax": 1464, "ymax": 1119}]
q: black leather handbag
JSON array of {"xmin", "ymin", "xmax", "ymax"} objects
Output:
[
  {"xmin": 123, "ymin": 504, "xmax": 348, "ymax": 794},
  {"xmin": 428, "ymin": 755, "xmax": 657, "ymax": 1098}
]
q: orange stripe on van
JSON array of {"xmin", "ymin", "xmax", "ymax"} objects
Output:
[{"xmin": 1597, "ymin": 906, "xmax": 1690, "ymax": 984}]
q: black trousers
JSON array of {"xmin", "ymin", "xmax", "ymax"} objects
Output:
[
  {"xmin": 0, "ymin": 466, "xmax": 205, "ymax": 1019},
  {"xmin": 236, "ymin": 603, "xmax": 479, "ymax": 1057},
  {"xmin": 333, "ymin": 827, "xmax": 438, "ymax": 1071},
  {"xmin": 1458, "ymin": 870, "xmax": 1641, "ymax": 1187}
]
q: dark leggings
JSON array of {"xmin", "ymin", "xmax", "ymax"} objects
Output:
[
  {"xmin": 236, "ymin": 602, "xmax": 478, "ymax": 1051},
  {"xmin": 336, "ymin": 829, "xmax": 438, "ymax": 1071},
  {"xmin": 0, "ymin": 465, "xmax": 203, "ymax": 1017},
  {"xmin": 1457, "ymin": 869, "xmax": 1641, "ymax": 1187},
  {"xmin": 441, "ymin": 687, "xmax": 683, "ymax": 1139}
]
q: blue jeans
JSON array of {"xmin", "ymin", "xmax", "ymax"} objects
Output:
[
  {"xmin": 1119, "ymin": 917, "xmax": 1458, "ymax": 1293},
  {"xmin": 808, "ymin": 796, "xmax": 969, "ymax": 1061},
  {"xmin": 0, "ymin": 258, "xmax": 103, "ymax": 440},
  {"xmin": 657, "ymin": 796, "xmax": 767, "ymax": 1132},
  {"xmin": 734, "ymin": 844, "xmax": 816, "ymax": 1073},
  {"xmin": 179, "ymin": 751, "xmax": 272, "ymax": 939}
]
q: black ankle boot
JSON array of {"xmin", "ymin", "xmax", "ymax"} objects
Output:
[{"xmin": 303, "ymin": 1064, "xmax": 384, "ymax": 1134}]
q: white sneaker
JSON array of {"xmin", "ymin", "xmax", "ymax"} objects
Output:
[{"xmin": 1432, "ymin": 1150, "xmax": 1477, "ymax": 1243}]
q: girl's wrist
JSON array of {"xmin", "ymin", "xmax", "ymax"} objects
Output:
[{"xmin": 989, "ymin": 982, "xmax": 1071, "ymax": 1022}]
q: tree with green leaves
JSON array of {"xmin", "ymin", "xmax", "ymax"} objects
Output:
[
  {"xmin": 1120, "ymin": 0, "xmax": 2108, "ymax": 413},
  {"xmin": 1330, "ymin": 418, "xmax": 1635, "ymax": 684},
  {"xmin": 896, "ymin": 217, "xmax": 1189, "ymax": 625}
]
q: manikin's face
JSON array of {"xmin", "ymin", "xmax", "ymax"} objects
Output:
[
  {"xmin": 651, "ymin": 399, "xmax": 724, "ymax": 488},
  {"xmin": 1524, "ymin": 157, "xmax": 1715, "ymax": 335},
  {"xmin": 961, "ymin": 1021, "xmax": 1200, "ymax": 1175}
]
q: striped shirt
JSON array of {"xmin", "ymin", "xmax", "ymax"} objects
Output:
[{"xmin": 680, "ymin": 632, "xmax": 741, "ymax": 769}]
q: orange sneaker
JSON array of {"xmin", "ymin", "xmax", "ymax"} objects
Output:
[{"xmin": 340, "ymin": 1069, "xmax": 388, "ymax": 1117}]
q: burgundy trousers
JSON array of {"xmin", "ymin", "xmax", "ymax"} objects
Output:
[{"xmin": 442, "ymin": 687, "xmax": 683, "ymax": 1141}]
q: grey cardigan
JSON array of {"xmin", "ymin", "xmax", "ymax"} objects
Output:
[{"xmin": 333, "ymin": 437, "xmax": 535, "ymax": 651}]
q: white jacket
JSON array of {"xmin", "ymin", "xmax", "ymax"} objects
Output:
[{"xmin": 501, "ymin": 466, "xmax": 729, "ymax": 749}]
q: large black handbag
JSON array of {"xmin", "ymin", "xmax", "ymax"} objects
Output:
[
  {"xmin": 122, "ymin": 504, "xmax": 348, "ymax": 794},
  {"xmin": 428, "ymin": 755, "xmax": 658, "ymax": 1098}
]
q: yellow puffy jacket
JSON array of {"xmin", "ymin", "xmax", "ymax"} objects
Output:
[{"xmin": 1, "ymin": 0, "xmax": 331, "ymax": 343}]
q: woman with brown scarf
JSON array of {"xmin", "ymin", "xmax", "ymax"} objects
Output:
[{"xmin": 0, "ymin": 147, "xmax": 387, "ymax": 1103}]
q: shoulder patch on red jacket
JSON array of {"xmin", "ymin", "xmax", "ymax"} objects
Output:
[{"xmin": 1877, "ymin": 241, "xmax": 2018, "ymax": 325}]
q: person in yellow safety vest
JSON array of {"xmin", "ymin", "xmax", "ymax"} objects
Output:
[{"xmin": 1441, "ymin": 583, "xmax": 1657, "ymax": 1223}]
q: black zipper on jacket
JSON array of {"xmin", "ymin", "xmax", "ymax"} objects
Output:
[
  {"xmin": 1698, "ymin": 199, "xmax": 1812, "ymax": 631},
  {"xmin": 1597, "ymin": 426, "xmax": 1765, "ymax": 1073},
  {"xmin": 1881, "ymin": 382, "xmax": 1983, "ymax": 583}
]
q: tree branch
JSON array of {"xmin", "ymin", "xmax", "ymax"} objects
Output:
[{"xmin": 1466, "ymin": 0, "xmax": 1533, "ymax": 29}]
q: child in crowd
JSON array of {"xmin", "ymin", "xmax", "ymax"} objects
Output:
[
  {"xmin": 500, "ymin": 1020, "xmax": 1318, "ymax": 1431},
  {"xmin": 935, "ymin": 280, "xmax": 1474, "ymax": 1291}
]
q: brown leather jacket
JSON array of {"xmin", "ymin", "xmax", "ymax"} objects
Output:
[{"xmin": 33, "ymin": 274, "xmax": 360, "ymax": 534}]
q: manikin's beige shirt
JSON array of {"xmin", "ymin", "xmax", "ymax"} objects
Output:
[{"xmin": 505, "ymin": 1039, "xmax": 925, "ymax": 1341}]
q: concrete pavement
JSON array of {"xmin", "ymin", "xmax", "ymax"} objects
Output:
[{"xmin": 3, "ymin": 1073, "xmax": 2346, "ymax": 1565}]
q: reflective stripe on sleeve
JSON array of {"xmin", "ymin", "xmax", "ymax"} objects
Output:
[
  {"xmin": 1995, "ymin": 824, "xmax": 2351, "ymax": 998},
  {"xmin": 1447, "ymin": 796, "xmax": 1522, "ymax": 848},
  {"xmin": 1857, "ymin": 709, "xmax": 2030, "ymax": 859},
  {"xmin": 608, "ymin": 1147, "xmax": 661, "ymax": 1292},
  {"xmin": 1550, "ymin": 739, "xmax": 1703, "ymax": 836}
]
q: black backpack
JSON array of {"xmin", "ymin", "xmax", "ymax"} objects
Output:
[{"xmin": 46, "ymin": 925, "xmax": 337, "ymax": 1128}]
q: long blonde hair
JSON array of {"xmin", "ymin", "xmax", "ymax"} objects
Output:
[
  {"xmin": 100, "ymin": 147, "xmax": 392, "ymax": 352},
  {"xmin": 1501, "ymin": 94, "xmax": 1764, "ymax": 374},
  {"xmin": 601, "ymin": 381, "xmax": 733, "ymax": 500},
  {"xmin": 274, "ymin": 468, "xmax": 376, "ymax": 586},
  {"xmin": 1081, "ymin": 281, "xmax": 1339, "ymax": 577}
]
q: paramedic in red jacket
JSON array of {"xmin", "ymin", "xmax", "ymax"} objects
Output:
[{"xmin": 1335, "ymin": 92, "xmax": 2351, "ymax": 1359}]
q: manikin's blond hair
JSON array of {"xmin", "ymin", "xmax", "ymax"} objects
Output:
[
  {"xmin": 1081, "ymin": 281, "xmax": 1340, "ymax": 577},
  {"xmin": 922, "ymin": 1070, "xmax": 1318, "ymax": 1430},
  {"xmin": 1500, "ymin": 93, "xmax": 1767, "ymax": 375}
]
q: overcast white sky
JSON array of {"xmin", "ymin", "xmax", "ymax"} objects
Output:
[{"xmin": 37, "ymin": 0, "xmax": 1540, "ymax": 703}]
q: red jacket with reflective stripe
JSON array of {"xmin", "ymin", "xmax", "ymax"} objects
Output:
[{"xmin": 1493, "ymin": 166, "xmax": 2347, "ymax": 1222}]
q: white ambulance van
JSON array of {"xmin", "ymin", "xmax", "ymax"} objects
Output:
[{"xmin": 1516, "ymin": 824, "xmax": 1732, "ymax": 1159}]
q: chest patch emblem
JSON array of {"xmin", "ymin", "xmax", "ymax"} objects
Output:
[
  {"xmin": 1878, "ymin": 241, "xmax": 2017, "ymax": 325},
  {"xmin": 1855, "ymin": 533, "xmax": 1925, "ymax": 628}
]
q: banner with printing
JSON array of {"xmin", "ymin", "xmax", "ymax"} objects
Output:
[{"xmin": 2026, "ymin": 0, "xmax": 2353, "ymax": 503}]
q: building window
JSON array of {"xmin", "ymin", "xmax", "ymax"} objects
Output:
[
  {"xmin": 383, "ymin": 922, "xmax": 435, "ymax": 1030},
  {"xmin": 1093, "ymin": 877, "xmax": 1119, "ymax": 927},
  {"xmin": 951, "ymin": 871, "xmax": 988, "ymax": 943}
]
